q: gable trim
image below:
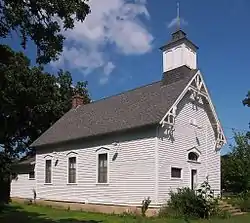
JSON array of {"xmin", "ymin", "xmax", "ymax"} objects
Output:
[
  {"xmin": 159, "ymin": 70, "xmax": 226, "ymax": 146},
  {"xmin": 160, "ymin": 70, "xmax": 199, "ymax": 125},
  {"xmin": 197, "ymin": 73, "xmax": 226, "ymax": 143}
]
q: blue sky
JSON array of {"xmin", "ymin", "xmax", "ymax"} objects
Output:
[{"xmin": 1, "ymin": 0, "xmax": 249, "ymax": 154}]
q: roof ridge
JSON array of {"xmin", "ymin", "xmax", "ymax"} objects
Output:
[{"xmin": 76, "ymin": 80, "xmax": 162, "ymax": 109}]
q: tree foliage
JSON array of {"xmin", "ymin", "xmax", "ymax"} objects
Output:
[
  {"xmin": 221, "ymin": 132, "xmax": 250, "ymax": 193},
  {"xmin": 0, "ymin": 44, "xmax": 90, "ymax": 158},
  {"xmin": 0, "ymin": 0, "xmax": 90, "ymax": 64},
  {"xmin": 243, "ymin": 91, "xmax": 250, "ymax": 107},
  {"xmin": 160, "ymin": 181, "xmax": 219, "ymax": 219}
]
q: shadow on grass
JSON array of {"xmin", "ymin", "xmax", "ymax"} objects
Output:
[{"xmin": 0, "ymin": 205, "xmax": 102, "ymax": 223}]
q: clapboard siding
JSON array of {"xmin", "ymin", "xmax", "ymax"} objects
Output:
[
  {"xmin": 158, "ymin": 92, "xmax": 220, "ymax": 204},
  {"xmin": 11, "ymin": 87, "xmax": 222, "ymax": 205},
  {"xmin": 11, "ymin": 174, "xmax": 36, "ymax": 199},
  {"xmin": 36, "ymin": 128, "xmax": 157, "ymax": 206}
]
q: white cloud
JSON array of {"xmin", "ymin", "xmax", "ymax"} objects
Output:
[
  {"xmin": 100, "ymin": 62, "xmax": 116, "ymax": 85},
  {"xmin": 52, "ymin": 0, "xmax": 153, "ymax": 84},
  {"xmin": 104, "ymin": 62, "xmax": 116, "ymax": 75},
  {"xmin": 167, "ymin": 17, "xmax": 188, "ymax": 29}
]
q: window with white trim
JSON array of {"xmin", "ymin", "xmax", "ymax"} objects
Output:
[
  {"xmin": 29, "ymin": 171, "xmax": 35, "ymax": 179},
  {"xmin": 171, "ymin": 167, "xmax": 182, "ymax": 178},
  {"xmin": 68, "ymin": 157, "xmax": 76, "ymax": 184},
  {"xmin": 98, "ymin": 153, "xmax": 108, "ymax": 183},
  {"xmin": 45, "ymin": 160, "xmax": 52, "ymax": 183}
]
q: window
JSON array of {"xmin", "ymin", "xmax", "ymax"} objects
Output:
[
  {"xmin": 171, "ymin": 167, "xmax": 182, "ymax": 178},
  {"xmin": 188, "ymin": 152, "xmax": 199, "ymax": 162},
  {"xmin": 45, "ymin": 160, "xmax": 52, "ymax": 183},
  {"xmin": 98, "ymin": 153, "xmax": 108, "ymax": 183},
  {"xmin": 29, "ymin": 171, "xmax": 35, "ymax": 179},
  {"xmin": 68, "ymin": 157, "xmax": 76, "ymax": 184}
]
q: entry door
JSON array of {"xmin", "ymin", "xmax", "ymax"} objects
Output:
[{"xmin": 191, "ymin": 169, "xmax": 197, "ymax": 190}]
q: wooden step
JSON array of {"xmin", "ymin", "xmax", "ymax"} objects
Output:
[
  {"xmin": 218, "ymin": 200, "xmax": 246, "ymax": 215},
  {"xmin": 231, "ymin": 212, "xmax": 246, "ymax": 216},
  {"xmin": 228, "ymin": 209, "xmax": 241, "ymax": 213}
]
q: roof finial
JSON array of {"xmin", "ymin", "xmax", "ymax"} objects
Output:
[{"xmin": 176, "ymin": 2, "xmax": 181, "ymax": 30}]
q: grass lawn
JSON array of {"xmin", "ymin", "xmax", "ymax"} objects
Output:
[{"xmin": 0, "ymin": 203, "xmax": 250, "ymax": 223}]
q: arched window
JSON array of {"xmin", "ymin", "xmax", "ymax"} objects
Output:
[{"xmin": 188, "ymin": 152, "xmax": 199, "ymax": 162}]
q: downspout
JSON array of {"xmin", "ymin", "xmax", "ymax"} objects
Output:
[{"xmin": 154, "ymin": 124, "xmax": 159, "ymax": 206}]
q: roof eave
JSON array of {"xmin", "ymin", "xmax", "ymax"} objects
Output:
[
  {"xmin": 33, "ymin": 122, "xmax": 159, "ymax": 149},
  {"xmin": 160, "ymin": 38, "xmax": 199, "ymax": 51}
]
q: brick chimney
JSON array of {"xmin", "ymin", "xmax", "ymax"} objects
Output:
[{"xmin": 72, "ymin": 94, "xmax": 84, "ymax": 109}]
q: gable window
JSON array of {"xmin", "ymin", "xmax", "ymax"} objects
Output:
[
  {"xmin": 171, "ymin": 167, "xmax": 182, "ymax": 178},
  {"xmin": 29, "ymin": 171, "xmax": 35, "ymax": 180},
  {"xmin": 98, "ymin": 153, "xmax": 108, "ymax": 183},
  {"xmin": 188, "ymin": 152, "xmax": 199, "ymax": 162},
  {"xmin": 68, "ymin": 157, "xmax": 76, "ymax": 184},
  {"xmin": 45, "ymin": 160, "xmax": 52, "ymax": 184}
]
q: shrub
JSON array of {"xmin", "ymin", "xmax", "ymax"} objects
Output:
[
  {"xmin": 238, "ymin": 197, "xmax": 250, "ymax": 212},
  {"xmin": 236, "ymin": 191, "xmax": 250, "ymax": 212},
  {"xmin": 167, "ymin": 187, "xmax": 204, "ymax": 218},
  {"xmin": 196, "ymin": 180, "xmax": 220, "ymax": 218},
  {"xmin": 141, "ymin": 197, "xmax": 151, "ymax": 217},
  {"xmin": 226, "ymin": 191, "xmax": 250, "ymax": 212},
  {"xmin": 160, "ymin": 180, "xmax": 220, "ymax": 219}
]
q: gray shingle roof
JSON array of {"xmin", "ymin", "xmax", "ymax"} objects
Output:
[
  {"xmin": 18, "ymin": 156, "xmax": 35, "ymax": 165},
  {"xmin": 31, "ymin": 66, "xmax": 198, "ymax": 148},
  {"xmin": 12, "ymin": 156, "xmax": 35, "ymax": 170}
]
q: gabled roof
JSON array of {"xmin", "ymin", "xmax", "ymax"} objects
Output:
[
  {"xmin": 31, "ymin": 66, "xmax": 198, "ymax": 148},
  {"xmin": 160, "ymin": 29, "xmax": 199, "ymax": 52}
]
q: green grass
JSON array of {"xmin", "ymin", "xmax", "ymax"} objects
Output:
[{"xmin": 0, "ymin": 202, "xmax": 250, "ymax": 223}]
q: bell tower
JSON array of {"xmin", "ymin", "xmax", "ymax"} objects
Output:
[{"xmin": 160, "ymin": 3, "xmax": 198, "ymax": 72}]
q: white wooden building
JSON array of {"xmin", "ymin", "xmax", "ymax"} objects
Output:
[{"xmin": 11, "ymin": 29, "xmax": 226, "ymax": 207}]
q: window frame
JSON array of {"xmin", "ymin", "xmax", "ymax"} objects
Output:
[
  {"xmin": 188, "ymin": 152, "xmax": 199, "ymax": 162},
  {"xmin": 187, "ymin": 147, "xmax": 201, "ymax": 164},
  {"xmin": 96, "ymin": 151, "xmax": 109, "ymax": 185},
  {"xmin": 170, "ymin": 166, "xmax": 182, "ymax": 180},
  {"xmin": 44, "ymin": 159, "xmax": 52, "ymax": 185},
  {"xmin": 67, "ymin": 155, "xmax": 78, "ymax": 185},
  {"xmin": 28, "ymin": 171, "xmax": 35, "ymax": 180}
]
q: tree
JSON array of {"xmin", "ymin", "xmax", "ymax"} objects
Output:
[
  {"xmin": 0, "ymin": 44, "xmax": 90, "ymax": 157},
  {"xmin": 221, "ymin": 132, "xmax": 250, "ymax": 193},
  {"xmin": 243, "ymin": 91, "xmax": 250, "ymax": 107},
  {"xmin": 0, "ymin": 0, "xmax": 90, "ymax": 64},
  {"xmin": 0, "ymin": 45, "xmax": 90, "ymax": 203}
]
